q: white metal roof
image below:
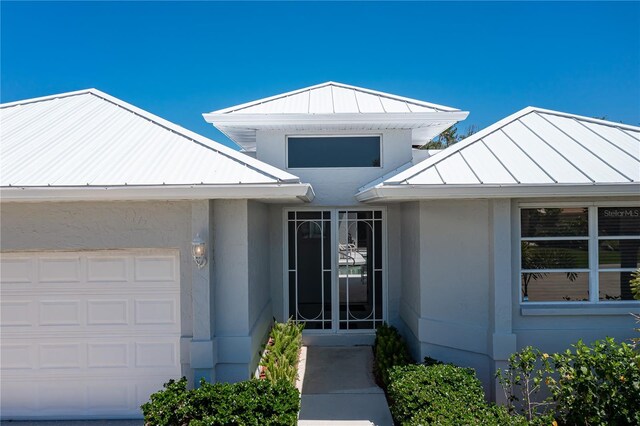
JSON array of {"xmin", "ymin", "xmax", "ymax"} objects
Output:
[
  {"xmin": 356, "ymin": 107, "xmax": 640, "ymax": 201},
  {"xmin": 1, "ymin": 89, "xmax": 314, "ymax": 202},
  {"xmin": 203, "ymin": 82, "xmax": 469, "ymax": 151}
]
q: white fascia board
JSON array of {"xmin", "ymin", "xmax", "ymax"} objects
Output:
[
  {"xmin": 355, "ymin": 183, "xmax": 640, "ymax": 202},
  {"xmin": 203, "ymin": 111, "xmax": 470, "ymax": 126},
  {"xmin": 1, "ymin": 184, "xmax": 315, "ymax": 203}
]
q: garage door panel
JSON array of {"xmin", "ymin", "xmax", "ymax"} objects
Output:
[
  {"xmin": 87, "ymin": 299, "xmax": 129, "ymax": 325},
  {"xmin": 39, "ymin": 257, "xmax": 82, "ymax": 283},
  {"xmin": 134, "ymin": 256, "xmax": 177, "ymax": 282},
  {"xmin": 39, "ymin": 300, "xmax": 82, "ymax": 326},
  {"xmin": 39, "ymin": 382, "xmax": 86, "ymax": 411},
  {"xmin": 2, "ymin": 377, "xmax": 173, "ymax": 418},
  {"xmin": 39, "ymin": 343, "xmax": 83, "ymax": 369},
  {"xmin": 1, "ymin": 382, "xmax": 35, "ymax": 412},
  {"xmin": 87, "ymin": 342, "xmax": 129, "ymax": 368},
  {"xmin": 0, "ymin": 249, "xmax": 181, "ymax": 419},
  {"xmin": 1, "ymin": 344, "xmax": 33, "ymax": 369},
  {"xmin": 2, "ymin": 338, "xmax": 180, "ymax": 373},
  {"xmin": 87, "ymin": 256, "xmax": 130, "ymax": 282},
  {"xmin": 134, "ymin": 299, "xmax": 177, "ymax": 325},
  {"xmin": 1, "ymin": 300, "xmax": 33, "ymax": 326},
  {"xmin": 135, "ymin": 341, "xmax": 178, "ymax": 368},
  {"xmin": 87, "ymin": 383, "xmax": 132, "ymax": 411},
  {"xmin": 0, "ymin": 257, "xmax": 34, "ymax": 284}
]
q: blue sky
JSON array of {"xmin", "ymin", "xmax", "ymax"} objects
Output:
[{"xmin": 2, "ymin": 1, "xmax": 639, "ymax": 149}]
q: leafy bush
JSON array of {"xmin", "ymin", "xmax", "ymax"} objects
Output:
[
  {"xmin": 259, "ymin": 319, "xmax": 304, "ymax": 385},
  {"xmin": 548, "ymin": 338, "xmax": 640, "ymax": 426},
  {"xmin": 141, "ymin": 377, "xmax": 300, "ymax": 426},
  {"xmin": 373, "ymin": 323, "xmax": 414, "ymax": 389},
  {"xmin": 388, "ymin": 364, "xmax": 528, "ymax": 426},
  {"xmin": 495, "ymin": 346, "xmax": 552, "ymax": 420},
  {"xmin": 497, "ymin": 338, "xmax": 640, "ymax": 426}
]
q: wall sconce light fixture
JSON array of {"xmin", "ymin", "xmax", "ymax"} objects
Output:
[{"xmin": 192, "ymin": 234, "xmax": 207, "ymax": 269}]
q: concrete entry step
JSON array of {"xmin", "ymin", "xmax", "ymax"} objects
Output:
[{"xmin": 298, "ymin": 346, "xmax": 393, "ymax": 426}]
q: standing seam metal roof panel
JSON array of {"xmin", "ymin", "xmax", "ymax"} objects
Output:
[
  {"xmin": 381, "ymin": 107, "xmax": 640, "ymax": 187},
  {"xmin": 0, "ymin": 89, "xmax": 301, "ymax": 187},
  {"xmin": 210, "ymin": 81, "xmax": 458, "ymax": 115}
]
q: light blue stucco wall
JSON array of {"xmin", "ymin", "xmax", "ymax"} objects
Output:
[
  {"xmin": 212, "ymin": 199, "xmax": 273, "ymax": 382},
  {"xmin": 398, "ymin": 197, "xmax": 639, "ymax": 401}
]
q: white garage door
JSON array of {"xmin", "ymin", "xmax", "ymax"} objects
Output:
[{"xmin": 0, "ymin": 249, "xmax": 181, "ymax": 420}]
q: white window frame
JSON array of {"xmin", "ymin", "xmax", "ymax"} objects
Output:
[
  {"xmin": 285, "ymin": 134, "xmax": 383, "ymax": 170},
  {"xmin": 518, "ymin": 202, "xmax": 640, "ymax": 306}
]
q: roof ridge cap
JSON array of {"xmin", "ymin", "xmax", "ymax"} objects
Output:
[
  {"xmin": 209, "ymin": 81, "xmax": 462, "ymax": 114},
  {"xmin": 524, "ymin": 106, "xmax": 640, "ymax": 132},
  {"xmin": 0, "ymin": 88, "xmax": 97, "ymax": 109},
  {"xmin": 209, "ymin": 82, "xmax": 333, "ymax": 114},
  {"xmin": 85, "ymin": 91, "xmax": 301, "ymax": 183}
]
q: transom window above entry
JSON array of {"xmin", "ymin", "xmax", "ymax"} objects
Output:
[{"xmin": 287, "ymin": 136, "xmax": 381, "ymax": 168}]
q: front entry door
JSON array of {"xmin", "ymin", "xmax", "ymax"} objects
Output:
[{"xmin": 287, "ymin": 210, "xmax": 384, "ymax": 332}]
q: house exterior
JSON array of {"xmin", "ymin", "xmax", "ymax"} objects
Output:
[{"xmin": 1, "ymin": 82, "xmax": 638, "ymax": 420}]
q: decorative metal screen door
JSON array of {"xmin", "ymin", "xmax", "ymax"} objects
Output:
[
  {"xmin": 287, "ymin": 211, "xmax": 332, "ymax": 330},
  {"xmin": 287, "ymin": 209, "xmax": 383, "ymax": 332},
  {"xmin": 337, "ymin": 210, "xmax": 383, "ymax": 330}
]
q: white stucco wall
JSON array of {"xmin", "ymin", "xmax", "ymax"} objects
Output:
[
  {"xmin": 0, "ymin": 201, "xmax": 196, "ymax": 381},
  {"xmin": 255, "ymin": 129, "xmax": 413, "ymax": 205}
]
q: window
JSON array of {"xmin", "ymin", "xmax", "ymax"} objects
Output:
[
  {"xmin": 287, "ymin": 136, "xmax": 381, "ymax": 168},
  {"xmin": 520, "ymin": 206, "xmax": 639, "ymax": 303},
  {"xmin": 598, "ymin": 207, "xmax": 640, "ymax": 300}
]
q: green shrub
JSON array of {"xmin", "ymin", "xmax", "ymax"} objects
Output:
[
  {"xmin": 548, "ymin": 338, "xmax": 640, "ymax": 426},
  {"xmin": 495, "ymin": 346, "xmax": 552, "ymax": 420},
  {"xmin": 259, "ymin": 318, "xmax": 304, "ymax": 385},
  {"xmin": 388, "ymin": 364, "xmax": 528, "ymax": 426},
  {"xmin": 141, "ymin": 377, "xmax": 300, "ymax": 426},
  {"xmin": 373, "ymin": 323, "xmax": 414, "ymax": 389}
]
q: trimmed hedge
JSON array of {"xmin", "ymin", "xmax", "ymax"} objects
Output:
[
  {"xmin": 373, "ymin": 323, "xmax": 414, "ymax": 389},
  {"xmin": 388, "ymin": 364, "xmax": 528, "ymax": 426},
  {"xmin": 141, "ymin": 377, "xmax": 300, "ymax": 426}
]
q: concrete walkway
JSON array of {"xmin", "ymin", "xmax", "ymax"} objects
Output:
[{"xmin": 297, "ymin": 346, "xmax": 393, "ymax": 426}]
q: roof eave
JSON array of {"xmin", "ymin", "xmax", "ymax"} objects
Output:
[
  {"xmin": 203, "ymin": 111, "xmax": 469, "ymax": 126},
  {"xmin": 0, "ymin": 183, "xmax": 315, "ymax": 203},
  {"xmin": 355, "ymin": 183, "xmax": 640, "ymax": 202}
]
